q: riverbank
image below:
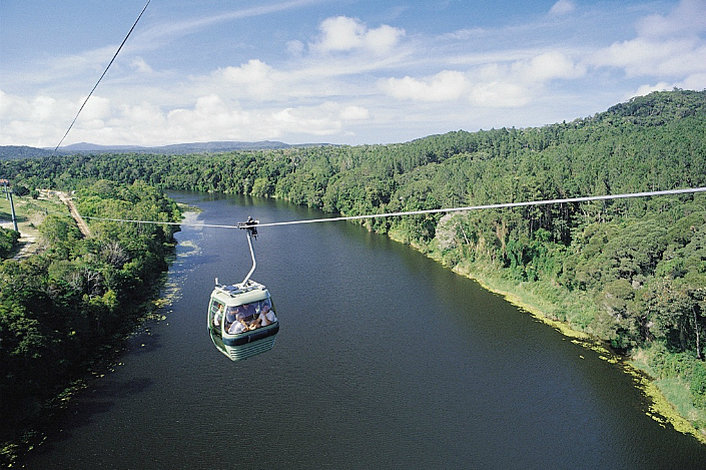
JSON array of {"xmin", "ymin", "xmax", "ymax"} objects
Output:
[
  {"xmin": 0, "ymin": 280, "xmax": 176, "ymax": 468},
  {"xmin": 387, "ymin": 229, "xmax": 706, "ymax": 445},
  {"xmin": 0, "ymin": 183, "xmax": 182, "ymax": 468}
]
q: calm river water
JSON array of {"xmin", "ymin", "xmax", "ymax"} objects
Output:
[{"xmin": 23, "ymin": 192, "xmax": 706, "ymax": 469}]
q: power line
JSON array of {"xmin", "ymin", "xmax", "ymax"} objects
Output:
[
  {"xmin": 52, "ymin": 0, "xmax": 151, "ymax": 155},
  {"xmin": 75, "ymin": 186, "xmax": 706, "ymax": 229}
]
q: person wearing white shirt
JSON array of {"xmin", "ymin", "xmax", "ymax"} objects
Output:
[
  {"xmin": 228, "ymin": 313, "xmax": 250, "ymax": 334},
  {"xmin": 253, "ymin": 303, "xmax": 277, "ymax": 328}
]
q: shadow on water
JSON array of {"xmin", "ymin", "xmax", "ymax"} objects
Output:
[
  {"xmin": 31, "ymin": 376, "xmax": 154, "ymax": 456},
  {"xmin": 24, "ymin": 320, "xmax": 164, "ymax": 461}
]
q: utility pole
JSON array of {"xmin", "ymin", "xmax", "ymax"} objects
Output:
[{"xmin": 0, "ymin": 179, "xmax": 18, "ymax": 232}]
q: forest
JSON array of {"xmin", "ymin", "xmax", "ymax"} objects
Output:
[
  {"xmin": 0, "ymin": 181, "xmax": 180, "ymax": 462},
  {"xmin": 1, "ymin": 89, "xmax": 705, "ymax": 446}
]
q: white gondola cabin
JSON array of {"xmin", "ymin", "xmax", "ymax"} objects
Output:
[{"xmin": 207, "ymin": 218, "xmax": 279, "ymax": 361}]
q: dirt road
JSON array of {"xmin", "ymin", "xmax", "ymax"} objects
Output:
[{"xmin": 57, "ymin": 191, "xmax": 91, "ymax": 238}]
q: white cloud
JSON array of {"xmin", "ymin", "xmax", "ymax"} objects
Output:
[
  {"xmin": 379, "ymin": 51, "xmax": 584, "ymax": 108},
  {"xmin": 636, "ymin": 0, "xmax": 706, "ymax": 38},
  {"xmin": 29, "ymin": 96, "xmax": 58, "ymax": 122},
  {"xmin": 549, "ymin": 0, "xmax": 576, "ymax": 16},
  {"xmin": 131, "ymin": 57, "xmax": 153, "ymax": 74},
  {"xmin": 5, "ymin": 1, "xmax": 706, "ymax": 148},
  {"xmin": 680, "ymin": 72, "xmax": 706, "ymax": 90},
  {"xmin": 469, "ymin": 82, "xmax": 531, "ymax": 108},
  {"xmin": 631, "ymin": 82, "xmax": 672, "ymax": 99},
  {"xmin": 273, "ymin": 107, "xmax": 340, "ymax": 135},
  {"xmin": 379, "ymin": 70, "xmax": 469, "ymax": 102},
  {"xmin": 439, "ymin": 28, "xmax": 487, "ymax": 41},
  {"xmin": 592, "ymin": 0, "xmax": 706, "ymax": 80},
  {"xmin": 316, "ymin": 16, "xmax": 366, "ymax": 52},
  {"xmin": 364, "ymin": 24, "xmax": 405, "ymax": 54},
  {"xmin": 118, "ymin": 102, "xmax": 166, "ymax": 128},
  {"xmin": 215, "ymin": 59, "xmax": 277, "ymax": 99},
  {"xmin": 110, "ymin": 97, "xmax": 367, "ymax": 143},
  {"xmin": 512, "ymin": 51, "xmax": 585, "ymax": 82},
  {"xmin": 272, "ymin": 102, "xmax": 370, "ymax": 136},
  {"xmin": 0, "ymin": 90, "xmax": 75, "ymax": 146},
  {"xmin": 592, "ymin": 37, "xmax": 706, "ymax": 77},
  {"xmin": 340, "ymin": 105, "xmax": 370, "ymax": 121},
  {"xmin": 81, "ymin": 96, "xmax": 112, "ymax": 122},
  {"xmin": 310, "ymin": 16, "xmax": 405, "ymax": 55},
  {"xmin": 220, "ymin": 59, "xmax": 272, "ymax": 84}
]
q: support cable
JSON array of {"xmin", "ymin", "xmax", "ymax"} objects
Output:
[
  {"xmin": 75, "ymin": 186, "xmax": 706, "ymax": 230},
  {"xmin": 52, "ymin": 0, "xmax": 151, "ymax": 155}
]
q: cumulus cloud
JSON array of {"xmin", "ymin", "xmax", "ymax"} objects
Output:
[
  {"xmin": 0, "ymin": 90, "xmax": 76, "ymax": 146},
  {"xmin": 379, "ymin": 70, "xmax": 469, "ymax": 102},
  {"xmin": 636, "ymin": 0, "xmax": 706, "ymax": 38},
  {"xmin": 214, "ymin": 59, "xmax": 277, "ymax": 99},
  {"xmin": 631, "ymin": 82, "xmax": 672, "ymax": 98},
  {"xmin": 168, "ymin": 95, "xmax": 250, "ymax": 133},
  {"xmin": 80, "ymin": 96, "xmax": 112, "ymax": 122},
  {"xmin": 29, "ymin": 96, "xmax": 59, "ymax": 122},
  {"xmin": 118, "ymin": 102, "xmax": 166, "ymax": 128},
  {"xmin": 592, "ymin": 0, "xmax": 706, "ymax": 85},
  {"xmin": 469, "ymin": 82, "xmax": 531, "ymax": 108},
  {"xmin": 113, "ymin": 97, "xmax": 368, "ymax": 143},
  {"xmin": 680, "ymin": 72, "xmax": 706, "ymax": 90},
  {"xmin": 6, "ymin": 1, "xmax": 706, "ymax": 147},
  {"xmin": 379, "ymin": 51, "xmax": 584, "ymax": 108},
  {"xmin": 273, "ymin": 102, "xmax": 370, "ymax": 136},
  {"xmin": 273, "ymin": 107, "xmax": 341, "ymax": 135},
  {"xmin": 596, "ymin": 37, "xmax": 706, "ymax": 77},
  {"xmin": 310, "ymin": 16, "xmax": 405, "ymax": 55},
  {"xmin": 340, "ymin": 105, "xmax": 370, "ymax": 121},
  {"xmin": 512, "ymin": 51, "xmax": 585, "ymax": 81}
]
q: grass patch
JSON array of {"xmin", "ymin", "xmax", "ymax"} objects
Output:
[{"xmin": 654, "ymin": 377, "xmax": 706, "ymax": 431}]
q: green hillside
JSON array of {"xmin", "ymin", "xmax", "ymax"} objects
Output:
[{"xmin": 2, "ymin": 89, "xmax": 705, "ymax": 438}]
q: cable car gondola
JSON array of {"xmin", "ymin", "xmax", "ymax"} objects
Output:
[{"xmin": 207, "ymin": 218, "xmax": 279, "ymax": 361}]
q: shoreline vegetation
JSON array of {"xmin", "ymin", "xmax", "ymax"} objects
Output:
[
  {"xmin": 415, "ymin": 233, "xmax": 706, "ymax": 444},
  {"xmin": 0, "ymin": 182, "xmax": 181, "ymax": 466},
  {"xmin": 1, "ymin": 90, "xmax": 705, "ymax": 455}
]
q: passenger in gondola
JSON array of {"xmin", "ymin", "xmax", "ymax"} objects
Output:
[
  {"xmin": 213, "ymin": 304, "xmax": 224, "ymax": 327},
  {"xmin": 228, "ymin": 312, "xmax": 251, "ymax": 335},
  {"xmin": 251, "ymin": 302, "xmax": 277, "ymax": 329},
  {"xmin": 224, "ymin": 306, "xmax": 240, "ymax": 330}
]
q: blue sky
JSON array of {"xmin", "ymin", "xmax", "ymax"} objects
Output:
[{"xmin": 1, "ymin": 0, "xmax": 705, "ymax": 147}]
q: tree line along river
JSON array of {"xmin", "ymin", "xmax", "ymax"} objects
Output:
[{"xmin": 21, "ymin": 192, "xmax": 706, "ymax": 469}]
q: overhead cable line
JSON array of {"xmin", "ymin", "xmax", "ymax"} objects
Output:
[
  {"xmin": 76, "ymin": 186, "xmax": 706, "ymax": 229},
  {"xmin": 52, "ymin": 0, "xmax": 151, "ymax": 155}
]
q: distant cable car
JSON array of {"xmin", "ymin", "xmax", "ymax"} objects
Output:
[{"xmin": 207, "ymin": 218, "xmax": 279, "ymax": 361}]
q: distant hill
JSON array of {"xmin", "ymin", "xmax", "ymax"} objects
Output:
[
  {"xmin": 0, "ymin": 140, "xmax": 325, "ymax": 160},
  {"xmin": 0, "ymin": 146, "xmax": 54, "ymax": 160},
  {"xmin": 61, "ymin": 140, "xmax": 295, "ymax": 154}
]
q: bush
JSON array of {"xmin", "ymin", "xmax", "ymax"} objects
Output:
[
  {"xmin": 692, "ymin": 361, "xmax": 706, "ymax": 408},
  {"xmin": 0, "ymin": 227, "xmax": 20, "ymax": 258}
]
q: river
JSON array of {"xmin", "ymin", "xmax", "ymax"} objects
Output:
[{"xmin": 22, "ymin": 192, "xmax": 706, "ymax": 469}]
